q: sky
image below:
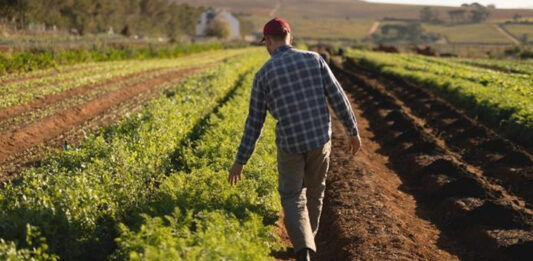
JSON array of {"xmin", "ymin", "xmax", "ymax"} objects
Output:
[{"xmin": 362, "ymin": 0, "xmax": 532, "ymax": 9}]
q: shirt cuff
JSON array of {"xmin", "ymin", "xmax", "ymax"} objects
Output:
[{"xmin": 235, "ymin": 154, "xmax": 248, "ymax": 165}]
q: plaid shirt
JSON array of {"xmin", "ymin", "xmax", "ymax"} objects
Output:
[{"xmin": 235, "ymin": 45, "xmax": 358, "ymax": 165}]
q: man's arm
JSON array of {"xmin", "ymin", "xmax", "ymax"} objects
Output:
[
  {"xmin": 229, "ymin": 73, "xmax": 267, "ymax": 185},
  {"xmin": 319, "ymin": 56, "xmax": 359, "ymax": 137},
  {"xmin": 235, "ymin": 74, "xmax": 268, "ymax": 165}
]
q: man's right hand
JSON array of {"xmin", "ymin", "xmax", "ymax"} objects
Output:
[{"xmin": 347, "ymin": 135, "xmax": 361, "ymax": 155}]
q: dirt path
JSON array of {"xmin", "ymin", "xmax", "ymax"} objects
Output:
[
  {"xmin": 311, "ymin": 72, "xmax": 459, "ymax": 261},
  {"xmin": 314, "ymin": 59, "xmax": 532, "ymax": 261},
  {"xmin": 367, "ymin": 21, "xmax": 381, "ymax": 36},
  {"xmin": 493, "ymin": 24, "xmax": 520, "ymax": 46},
  {"xmin": 272, "ymin": 57, "xmax": 532, "ymax": 260},
  {"xmin": 343, "ymin": 58, "xmax": 532, "ymax": 202},
  {"xmin": 0, "ymin": 66, "xmax": 209, "ymax": 179}
]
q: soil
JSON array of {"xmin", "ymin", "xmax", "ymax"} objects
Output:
[
  {"xmin": 1, "ymin": 53, "xmax": 531, "ymax": 260},
  {"xmin": 0, "ymin": 65, "xmax": 210, "ymax": 180},
  {"xmin": 272, "ymin": 57, "xmax": 532, "ymax": 261}
]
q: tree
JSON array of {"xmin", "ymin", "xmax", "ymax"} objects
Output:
[
  {"xmin": 0, "ymin": 0, "xmax": 31, "ymax": 29},
  {"xmin": 0, "ymin": 0, "xmax": 202, "ymax": 37},
  {"xmin": 206, "ymin": 17, "xmax": 230, "ymax": 39},
  {"xmin": 513, "ymin": 14, "xmax": 522, "ymax": 23},
  {"xmin": 406, "ymin": 22, "xmax": 423, "ymax": 43},
  {"xmin": 470, "ymin": 5, "xmax": 490, "ymax": 23},
  {"xmin": 420, "ymin": 7, "xmax": 440, "ymax": 23},
  {"xmin": 519, "ymin": 34, "xmax": 528, "ymax": 44},
  {"xmin": 449, "ymin": 10, "xmax": 467, "ymax": 24},
  {"xmin": 420, "ymin": 7, "xmax": 433, "ymax": 22}
]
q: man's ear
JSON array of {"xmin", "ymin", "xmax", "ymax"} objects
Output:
[{"xmin": 266, "ymin": 36, "xmax": 273, "ymax": 46}]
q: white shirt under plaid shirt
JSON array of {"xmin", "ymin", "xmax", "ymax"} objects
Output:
[{"xmin": 235, "ymin": 45, "xmax": 358, "ymax": 165}]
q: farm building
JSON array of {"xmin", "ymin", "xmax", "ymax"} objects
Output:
[{"xmin": 196, "ymin": 9, "xmax": 240, "ymax": 39}]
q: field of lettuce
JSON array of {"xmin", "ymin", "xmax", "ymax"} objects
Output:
[{"xmin": 0, "ymin": 49, "xmax": 286, "ymax": 260}]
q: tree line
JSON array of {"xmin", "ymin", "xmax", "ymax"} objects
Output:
[
  {"xmin": 0, "ymin": 0, "xmax": 205, "ymax": 39},
  {"xmin": 420, "ymin": 2, "xmax": 492, "ymax": 24}
]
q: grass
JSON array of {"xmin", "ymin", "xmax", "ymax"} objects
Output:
[
  {"xmin": 246, "ymin": 15, "xmax": 374, "ymax": 40},
  {"xmin": 503, "ymin": 24, "xmax": 533, "ymax": 43},
  {"xmin": 422, "ymin": 23, "xmax": 512, "ymax": 43}
]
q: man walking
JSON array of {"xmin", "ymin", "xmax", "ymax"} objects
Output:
[{"xmin": 228, "ymin": 18, "xmax": 361, "ymax": 261}]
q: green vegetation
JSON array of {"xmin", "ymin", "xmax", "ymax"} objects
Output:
[
  {"xmin": 422, "ymin": 23, "xmax": 510, "ymax": 43},
  {"xmin": 0, "ymin": 49, "xmax": 283, "ymax": 260},
  {"xmin": 0, "ymin": 42, "xmax": 228, "ymax": 76},
  {"xmin": 449, "ymin": 56, "xmax": 533, "ymax": 74},
  {"xmin": 0, "ymin": 48, "xmax": 247, "ymax": 109},
  {"xmin": 0, "ymin": 0, "xmax": 202, "ymax": 38},
  {"xmin": 113, "ymin": 63, "xmax": 280, "ymax": 261},
  {"xmin": 372, "ymin": 21, "xmax": 441, "ymax": 44},
  {"xmin": 347, "ymin": 49, "xmax": 532, "ymax": 143},
  {"xmin": 503, "ymin": 24, "xmax": 533, "ymax": 44}
]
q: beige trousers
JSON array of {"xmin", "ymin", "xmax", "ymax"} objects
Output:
[{"xmin": 277, "ymin": 140, "xmax": 331, "ymax": 253}]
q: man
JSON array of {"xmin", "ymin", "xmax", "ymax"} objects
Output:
[{"xmin": 228, "ymin": 18, "xmax": 361, "ymax": 261}]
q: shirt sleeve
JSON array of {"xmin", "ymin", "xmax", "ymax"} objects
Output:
[
  {"xmin": 235, "ymin": 73, "xmax": 268, "ymax": 165},
  {"xmin": 319, "ymin": 55, "xmax": 359, "ymax": 137}
]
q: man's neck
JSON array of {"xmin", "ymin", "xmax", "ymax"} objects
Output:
[{"xmin": 270, "ymin": 42, "xmax": 291, "ymax": 56}]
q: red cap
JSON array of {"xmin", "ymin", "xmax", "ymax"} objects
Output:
[{"xmin": 261, "ymin": 18, "xmax": 291, "ymax": 42}]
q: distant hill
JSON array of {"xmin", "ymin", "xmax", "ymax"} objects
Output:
[
  {"xmin": 171, "ymin": 0, "xmax": 533, "ymax": 42},
  {"xmin": 171, "ymin": 0, "xmax": 533, "ymax": 21}
]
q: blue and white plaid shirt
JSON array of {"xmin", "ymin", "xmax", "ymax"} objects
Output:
[{"xmin": 235, "ymin": 45, "xmax": 358, "ymax": 165}]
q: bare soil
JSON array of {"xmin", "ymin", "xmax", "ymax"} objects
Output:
[
  {"xmin": 0, "ymin": 65, "xmax": 210, "ymax": 180},
  {"xmin": 273, "ymin": 57, "xmax": 532, "ymax": 261}
]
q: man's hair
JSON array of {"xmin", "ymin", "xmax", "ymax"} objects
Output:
[{"xmin": 268, "ymin": 32, "xmax": 289, "ymax": 42}]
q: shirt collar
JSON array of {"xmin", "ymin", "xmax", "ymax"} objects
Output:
[{"xmin": 272, "ymin": 44, "xmax": 293, "ymax": 57}]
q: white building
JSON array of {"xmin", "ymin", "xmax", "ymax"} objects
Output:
[{"xmin": 196, "ymin": 9, "xmax": 240, "ymax": 39}]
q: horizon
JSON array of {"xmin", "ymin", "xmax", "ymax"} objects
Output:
[{"xmin": 362, "ymin": 0, "xmax": 533, "ymax": 9}]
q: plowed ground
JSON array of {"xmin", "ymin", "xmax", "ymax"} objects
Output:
[
  {"xmin": 275, "ymin": 57, "xmax": 532, "ymax": 261},
  {"xmin": 0, "ymin": 62, "xmax": 214, "ymax": 180}
]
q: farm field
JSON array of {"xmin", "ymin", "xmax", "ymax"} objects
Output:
[
  {"xmin": 0, "ymin": 48, "xmax": 248, "ymax": 178},
  {"xmin": 421, "ymin": 23, "xmax": 512, "ymax": 43},
  {"xmin": 503, "ymin": 24, "xmax": 533, "ymax": 44},
  {"xmin": 346, "ymin": 49, "xmax": 533, "ymax": 150},
  {"xmin": 0, "ymin": 49, "xmax": 287, "ymax": 260},
  {"xmin": 172, "ymin": 0, "xmax": 533, "ymax": 42},
  {"xmin": 449, "ymin": 56, "xmax": 533, "ymax": 74},
  {"xmin": 0, "ymin": 44, "xmax": 531, "ymax": 260},
  {"xmin": 323, "ymin": 54, "xmax": 532, "ymax": 260}
]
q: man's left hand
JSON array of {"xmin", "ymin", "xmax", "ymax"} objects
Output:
[{"xmin": 228, "ymin": 162, "xmax": 244, "ymax": 186}]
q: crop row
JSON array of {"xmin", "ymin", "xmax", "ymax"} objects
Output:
[
  {"xmin": 0, "ymin": 42, "xmax": 229, "ymax": 76},
  {"xmin": 0, "ymin": 49, "xmax": 280, "ymax": 260},
  {"xmin": 0, "ymin": 49, "xmax": 248, "ymax": 109},
  {"xmin": 347, "ymin": 49, "xmax": 533, "ymax": 146},
  {"xmin": 0, "ymin": 67, "xmax": 182, "ymax": 134},
  {"xmin": 113, "ymin": 64, "xmax": 280, "ymax": 261},
  {"xmin": 448, "ymin": 56, "xmax": 533, "ymax": 75}
]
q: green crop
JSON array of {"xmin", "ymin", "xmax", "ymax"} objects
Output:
[
  {"xmin": 347, "ymin": 49, "xmax": 533, "ymax": 144},
  {"xmin": 0, "ymin": 48, "xmax": 283, "ymax": 260},
  {"xmin": 0, "ymin": 43, "xmax": 228, "ymax": 76},
  {"xmin": 0, "ymin": 49, "xmax": 248, "ymax": 109}
]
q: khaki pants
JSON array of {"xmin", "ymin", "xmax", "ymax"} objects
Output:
[{"xmin": 277, "ymin": 140, "xmax": 331, "ymax": 253}]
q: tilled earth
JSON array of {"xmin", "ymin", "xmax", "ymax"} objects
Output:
[
  {"xmin": 0, "ymin": 65, "xmax": 211, "ymax": 180},
  {"xmin": 275, "ymin": 57, "xmax": 532, "ymax": 261}
]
